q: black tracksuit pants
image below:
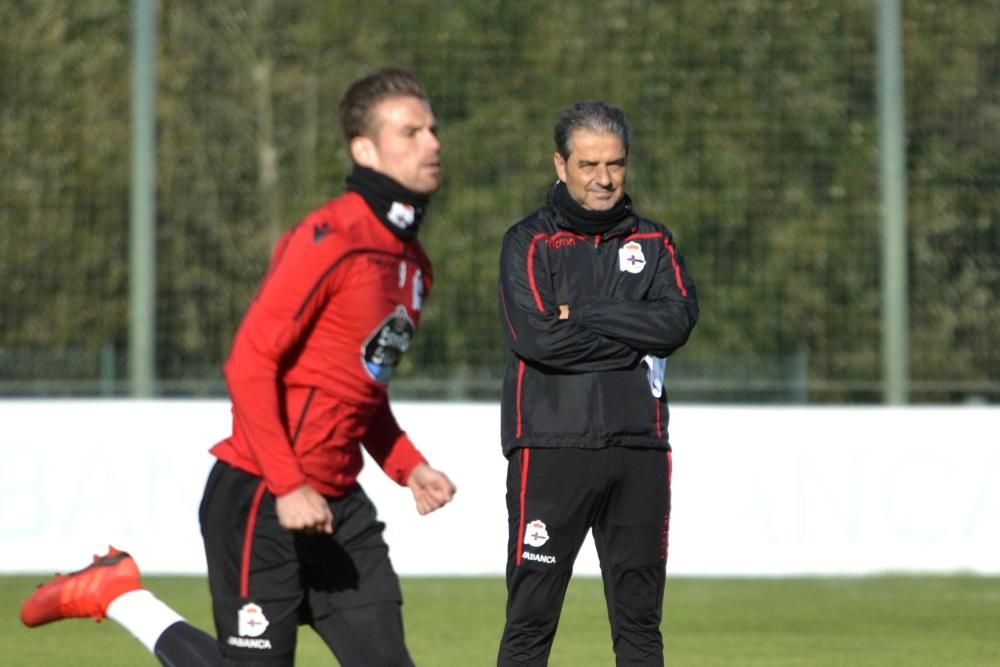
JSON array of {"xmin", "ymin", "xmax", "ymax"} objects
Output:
[{"xmin": 498, "ymin": 446, "xmax": 672, "ymax": 667}]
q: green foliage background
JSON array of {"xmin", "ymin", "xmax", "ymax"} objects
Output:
[{"xmin": 1, "ymin": 0, "xmax": 998, "ymax": 402}]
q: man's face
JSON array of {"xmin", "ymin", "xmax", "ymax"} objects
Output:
[
  {"xmin": 355, "ymin": 95, "xmax": 442, "ymax": 195},
  {"xmin": 553, "ymin": 129, "xmax": 627, "ymax": 211}
]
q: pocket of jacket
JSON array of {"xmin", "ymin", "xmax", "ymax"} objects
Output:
[
  {"xmin": 599, "ymin": 367, "xmax": 661, "ymax": 437},
  {"xmin": 520, "ymin": 368, "xmax": 596, "ymax": 438}
]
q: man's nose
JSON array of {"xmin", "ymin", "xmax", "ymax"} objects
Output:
[
  {"xmin": 594, "ymin": 165, "xmax": 612, "ymax": 186},
  {"xmin": 425, "ymin": 131, "xmax": 441, "ymax": 152}
]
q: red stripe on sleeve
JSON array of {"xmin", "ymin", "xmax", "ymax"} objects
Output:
[
  {"xmin": 526, "ymin": 235, "xmax": 546, "ymax": 312},
  {"xmin": 663, "ymin": 239, "xmax": 688, "ymax": 297},
  {"xmin": 625, "ymin": 231, "xmax": 687, "ymax": 297}
]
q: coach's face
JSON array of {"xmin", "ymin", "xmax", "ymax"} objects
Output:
[
  {"xmin": 554, "ymin": 129, "xmax": 627, "ymax": 211},
  {"xmin": 351, "ymin": 95, "xmax": 442, "ymax": 195}
]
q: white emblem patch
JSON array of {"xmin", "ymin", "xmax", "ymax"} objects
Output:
[
  {"xmin": 618, "ymin": 241, "xmax": 646, "ymax": 274},
  {"xmin": 387, "ymin": 201, "xmax": 416, "ymax": 229},
  {"xmin": 524, "ymin": 519, "xmax": 550, "ymax": 548},
  {"xmin": 237, "ymin": 602, "xmax": 269, "ymax": 637}
]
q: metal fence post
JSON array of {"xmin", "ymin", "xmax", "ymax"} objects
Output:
[
  {"xmin": 129, "ymin": 0, "xmax": 157, "ymax": 397},
  {"xmin": 876, "ymin": 0, "xmax": 910, "ymax": 404}
]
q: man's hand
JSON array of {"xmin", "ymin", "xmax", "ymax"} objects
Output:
[
  {"xmin": 407, "ymin": 462, "xmax": 456, "ymax": 515},
  {"xmin": 275, "ymin": 484, "xmax": 334, "ymax": 534},
  {"xmin": 558, "ymin": 304, "xmax": 570, "ymax": 320}
]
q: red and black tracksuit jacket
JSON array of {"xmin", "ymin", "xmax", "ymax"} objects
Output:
[
  {"xmin": 497, "ymin": 192, "xmax": 698, "ymax": 457},
  {"xmin": 211, "ymin": 191, "xmax": 432, "ymax": 498}
]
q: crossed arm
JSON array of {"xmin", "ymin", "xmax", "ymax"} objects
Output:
[{"xmin": 499, "ymin": 227, "xmax": 698, "ymax": 371}]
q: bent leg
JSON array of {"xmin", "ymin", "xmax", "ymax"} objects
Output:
[
  {"xmin": 299, "ymin": 486, "xmax": 411, "ymax": 666},
  {"xmin": 154, "ymin": 620, "xmax": 227, "ymax": 667},
  {"xmin": 312, "ymin": 602, "xmax": 413, "ymax": 667},
  {"xmin": 199, "ymin": 461, "xmax": 302, "ymax": 665}
]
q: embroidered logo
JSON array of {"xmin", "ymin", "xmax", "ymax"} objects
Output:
[
  {"xmin": 524, "ymin": 519, "xmax": 550, "ymax": 548},
  {"xmin": 618, "ymin": 240, "xmax": 646, "ymax": 274},
  {"xmin": 387, "ymin": 201, "xmax": 416, "ymax": 229},
  {"xmin": 237, "ymin": 602, "xmax": 269, "ymax": 638},
  {"xmin": 545, "ymin": 235, "xmax": 578, "ymax": 249},
  {"xmin": 313, "ymin": 221, "xmax": 332, "ymax": 243}
]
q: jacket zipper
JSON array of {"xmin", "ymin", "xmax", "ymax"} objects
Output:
[
  {"xmin": 592, "ymin": 233, "xmax": 603, "ymax": 436},
  {"xmin": 592, "ymin": 235, "xmax": 603, "ymax": 287}
]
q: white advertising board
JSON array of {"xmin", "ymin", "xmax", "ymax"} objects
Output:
[{"xmin": 1, "ymin": 401, "xmax": 997, "ymax": 577}]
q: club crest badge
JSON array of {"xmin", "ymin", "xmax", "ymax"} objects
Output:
[
  {"xmin": 237, "ymin": 602, "xmax": 269, "ymax": 638},
  {"xmin": 524, "ymin": 519, "xmax": 550, "ymax": 548},
  {"xmin": 387, "ymin": 201, "xmax": 416, "ymax": 229},
  {"xmin": 618, "ymin": 241, "xmax": 646, "ymax": 274},
  {"xmin": 362, "ymin": 305, "xmax": 415, "ymax": 383}
]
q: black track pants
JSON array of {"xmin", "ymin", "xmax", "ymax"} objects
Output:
[{"xmin": 497, "ymin": 447, "xmax": 672, "ymax": 667}]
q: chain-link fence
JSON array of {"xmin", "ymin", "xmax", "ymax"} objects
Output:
[{"xmin": 1, "ymin": 0, "xmax": 998, "ymax": 402}]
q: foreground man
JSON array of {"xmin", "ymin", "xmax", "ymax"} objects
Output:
[
  {"xmin": 496, "ymin": 101, "xmax": 698, "ymax": 666},
  {"xmin": 22, "ymin": 68, "xmax": 455, "ymax": 667}
]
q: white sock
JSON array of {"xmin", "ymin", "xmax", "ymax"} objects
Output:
[{"xmin": 105, "ymin": 589, "xmax": 185, "ymax": 654}]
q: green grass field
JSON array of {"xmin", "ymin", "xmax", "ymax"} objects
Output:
[{"xmin": 4, "ymin": 575, "xmax": 999, "ymax": 665}]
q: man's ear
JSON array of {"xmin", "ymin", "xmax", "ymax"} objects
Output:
[
  {"xmin": 553, "ymin": 151, "xmax": 567, "ymax": 183},
  {"xmin": 350, "ymin": 136, "xmax": 378, "ymax": 169}
]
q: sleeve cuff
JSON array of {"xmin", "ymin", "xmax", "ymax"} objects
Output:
[
  {"xmin": 381, "ymin": 434, "xmax": 428, "ymax": 486},
  {"xmin": 569, "ymin": 301, "xmax": 591, "ymax": 324},
  {"xmin": 268, "ymin": 472, "xmax": 308, "ymax": 498}
]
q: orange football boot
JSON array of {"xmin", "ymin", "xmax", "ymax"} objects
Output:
[{"xmin": 21, "ymin": 546, "xmax": 142, "ymax": 627}]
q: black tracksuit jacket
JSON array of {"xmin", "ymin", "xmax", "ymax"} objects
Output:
[{"xmin": 498, "ymin": 187, "xmax": 699, "ymax": 457}]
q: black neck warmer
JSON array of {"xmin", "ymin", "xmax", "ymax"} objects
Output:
[
  {"xmin": 551, "ymin": 180, "xmax": 632, "ymax": 235},
  {"xmin": 346, "ymin": 166, "xmax": 430, "ymax": 241}
]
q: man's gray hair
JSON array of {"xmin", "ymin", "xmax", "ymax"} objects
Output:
[{"xmin": 553, "ymin": 101, "xmax": 631, "ymax": 159}]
